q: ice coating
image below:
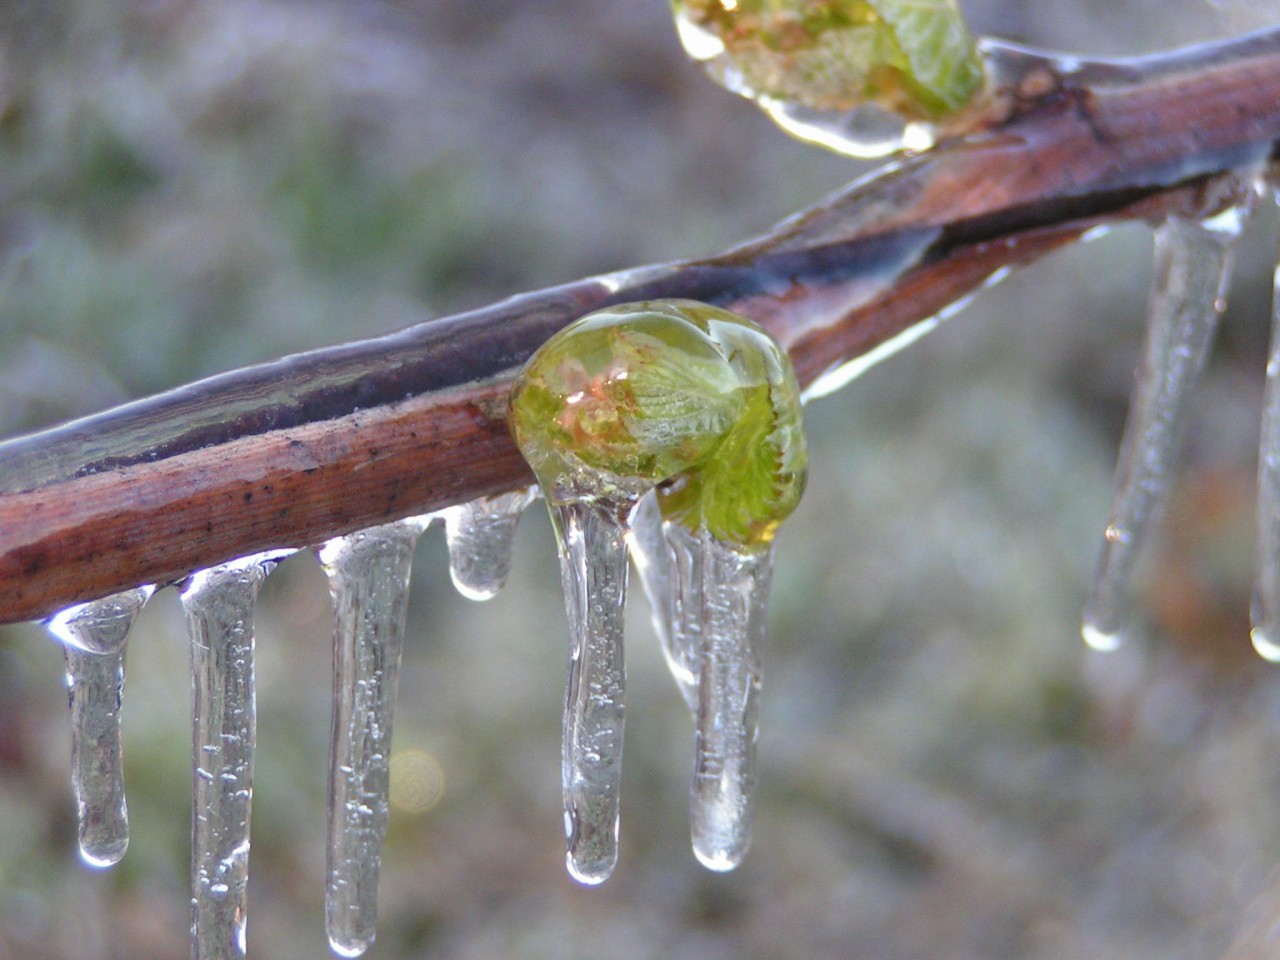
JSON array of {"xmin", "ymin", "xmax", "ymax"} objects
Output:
[
  {"xmin": 46, "ymin": 586, "xmax": 155, "ymax": 867},
  {"xmin": 671, "ymin": 0, "xmax": 984, "ymax": 157},
  {"xmin": 318, "ymin": 517, "xmax": 431, "ymax": 956},
  {"xmin": 182, "ymin": 553, "xmax": 282, "ymax": 960},
  {"xmin": 443, "ymin": 487, "xmax": 538, "ymax": 600},
  {"xmin": 510, "ymin": 300, "xmax": 806, "ymax": 546},
  {"xmin": 511, "ymin": 299, "xmax": 806, "ymax": 879},
  {"xmin": 1083, "ymin": 207, "xmax": 1247, "ymax": 651}
]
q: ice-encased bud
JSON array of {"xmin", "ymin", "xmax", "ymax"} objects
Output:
[
  {"xmin": 671, "ymin": 0, "xmax": 985, "ymax": 157},
  {"xmin": 510, "ymin": 299, "xmax": 807, "ymax": 544},
  {"xmin": 510, "ymin": 299, "xmax": 806, "ymax": 882}
]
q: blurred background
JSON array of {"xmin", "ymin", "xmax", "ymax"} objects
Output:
[{"xmin": 2, "ymin": 1, "xmax": 1280, "ymax": 957}]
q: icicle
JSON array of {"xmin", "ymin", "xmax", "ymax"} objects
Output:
[
  {"xmin": 46, "ymin": 586, "xmax": 155, "ymax": 867},
  {"xmin": 442, "ymin": 487, "xmax": 538, "ymax": 600},
  {"xmin": 182, "ymin": 553, "xmax": 282, "ymax": 960},
  {"xmin": 549, "ymin": 498, "xmax": 631, "ymax": 885},
  {"xmin": 1082, "ymin": 206, "xmax": 1247, "ymax": 651},
  {"xmin": 629, "ymin": 493, "xmax": 697, "ymax": 711},
  {"xmin": 677, "ymin": 526, "xmax": 772, "ymax": 870},
  {"xmin": 317, "ymin": 517, "xmax": 431, "ymax": 958},
  {"xmin": 1254, "ymin": 187, "xmax": 1280, "ymax": 662},
  {"xmin": 632, "ymin": 510, "xmax": 772, "ymax": 869}
]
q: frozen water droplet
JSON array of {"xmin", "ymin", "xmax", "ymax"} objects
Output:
[
  {"xmin": 182, "ymin": 552, "xmax": 284, "ymax": 960},
  {"xmin": 1084, "ymin": 207, "xmax": 1246, "ymax": 650},
  {"xmin": 550, "ymin": 499, "xmax": 630, "ymax": 885},
  {"xmin": 1254, "ymin": 185, "xmax": 1280, "ymax": 661},
  {"xmin": 317, "ymin": 517, "xmax": 431, "ymax": 958},
  {"xmin": 46, "ymin": 586, "xmax": 155, "ymax": 867},
  {"xmin": 443, "ymin": 488, "xmax": 537, "ymax": 601}
]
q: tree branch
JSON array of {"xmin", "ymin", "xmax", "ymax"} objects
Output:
[{"xmin": 2, "ymin": 29, "xmax": 1279, "ymax": 624}]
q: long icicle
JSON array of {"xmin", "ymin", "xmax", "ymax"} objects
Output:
[
  {"xmin": 46, "ymin": 586, "xmax": 155, "ymax": 867},
  {"xmin": 1253, "ymin": 185, "xmax": 1280, "ymax": 661},
  {"xmin": 182, "ymin": 553, "xmax": 281, "ymax": 960},
  {"xmin": 685, "ymin": 528, "xmax": 772, "ymax": 871},
  {"xmin": 1082, "ymin": 204, "xmax": 1248, "ymax": 651},
  {"xmin": 318, "ymin": 517, "xmax": 431, "ymax": 958},
  {"xmin": 549, "ymin": 498, "xmax": 631, "ymax": 885},
  {"xmin": 635, "ymin": 514, "xmax": 773, "ymax": 870}
]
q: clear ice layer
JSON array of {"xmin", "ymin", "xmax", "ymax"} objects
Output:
[
  {"xmin": 443, "ymin": 487, "xmax": 537, "ymax": 600},
  {"xmin": 46, "ymin": 586, "xmax": 155, "ymax": 867},
  {"xmin": 318, "ymin": 517, "xmax": 431, "ymax": 957},
  {"xmin": 1084, "ymin": 207, "xmax": 1247, "ymax": 651},
  {"xmin": 549, "ymin": 499, "xmax": 630, "ymax": 885},
  {"xmin": 182, "ymin": 553, "xmax": 282, "ymax": 960}
]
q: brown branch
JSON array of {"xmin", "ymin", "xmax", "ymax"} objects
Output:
[{"xmin": 2, "ymin": 30, "xmax": 1280, "ymax": 624}]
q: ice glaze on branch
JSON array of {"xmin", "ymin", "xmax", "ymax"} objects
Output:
[{"xmin": 2, "ymin": 28, "xmax": 1280, "ymax": 624}]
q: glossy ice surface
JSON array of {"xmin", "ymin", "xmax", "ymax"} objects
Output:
[
  {"xmin": 510, "ymin": 300, "xmax": 807, "ymax": 546},
  {"xmin": 672, "ymin": 0, "xmax": 984, "ymax": 155}
]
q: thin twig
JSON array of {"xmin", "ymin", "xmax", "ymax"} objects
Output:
[{"xmin": 2, "ymin": 30, "xmax": 1280, "ymax": 624}]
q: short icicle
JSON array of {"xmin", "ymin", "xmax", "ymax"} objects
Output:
[
  {"xmin": 318, "ymin": 517, "xmax": 432, "ymax": 958},
  {"xmin": 1083, "ymin": 202, "xmax": 1249, "ymax": 651},
  {"xmin": 46, "ymin": 585, "xmax": 155, "ymax": 867},
  {"xmin": 182, "ymin": 552, "xmax": 283, "ymax": 960},
  {"xmin": 549, "ymin": 498, "xmax": 631, "ymax": 885},
  {"xmin": 1254, "ymin": 185, "xmax": 1280, "ymax": 661},
  {"xmin": 442, "ymin": 487, "xmax": 538, "ymax": 600}
]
